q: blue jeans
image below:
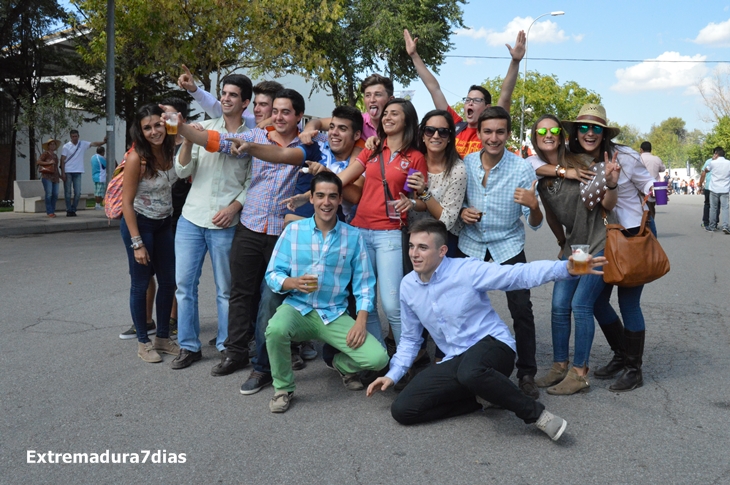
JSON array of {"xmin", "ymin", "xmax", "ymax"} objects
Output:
[
  {"xmin": 63, "ymin": 173, "xmax": 82, "ymax": 212},
  {"xmin": 175, "ymin": 216, "xmax": 235, "ymax": 352},
  {"xmin": 120, "ymin": 213, "xmax": 175, "ymax": 343},
  {"xmin": 253, "ymin": 279, "xmax": 285, "ymax": 374},
  {"xmin": 709, "ymin": 191, "xmax": 729, "ymax": 230},
  {"xmin": 41, "ymin": 178, "xmax": 58, "ymax": 215},
  {"xmin": 359, "ymin": 229, "xmax": 403, "ymax": 346},
  {"xmin": 594, "ymin": 223, "xmax": 652, "ymax": 333},
  {"xmin": 551, "ymin": 251, "xmax": 606, "ymax": 368}
]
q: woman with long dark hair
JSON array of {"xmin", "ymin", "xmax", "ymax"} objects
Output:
[
  {"xmin": 565, "ymin": 104, "xmax": 655, "ymax": 392},
  {"xmin": 120, "ymin": 104, "xmax": 180, "ymax": 363},
  {"xmin": 528, "ymin": 114, "xmax": 619, "ymax": 394},
  {"xmin": 37, "ymin": 138, "xmax": 61, "ymax": 217},
  {"xmin": 404, "ymin": 109, "xmax": 466, "ymax": 256},
  {"xmin": 336, "ymin": 98, "xmax": 428, "ymax": 348}
]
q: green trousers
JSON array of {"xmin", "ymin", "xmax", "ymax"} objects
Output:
[{"xmin": 265, "ymin": 304, "xmax": 389, "ymax": 392}]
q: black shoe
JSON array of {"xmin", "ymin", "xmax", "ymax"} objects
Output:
[
  {"xmin": 518, "ymin": 375, "xmax": 540, "ymax": 400},
  {"xmin": 240, "ymin": 371, "xmax": 273, "ymax": 395},
  {"xmin": 67, "ymin": 211, "xmax": 76, "ymax": 217},
  {"xmin": 208, "ymin": 337, "xmax": 216, "ymax": 346},
  {"xmin": 211, "ymin": 355, "xmax": 249, "ymax": 376},
  {"xmin": 170, "ymin": 349, "xmax": 202, "ymax": 370},
  {"xmin": 291, "ymin": 352, "xmax": 306, "ymax": 371},
  {"xmin": 119, "ymin": 320, "xmax": 156, "ymax": 340}
]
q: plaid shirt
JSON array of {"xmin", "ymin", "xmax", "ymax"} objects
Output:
[
  {"xmin": 458, "ymin": 149, "xmax": 541, "ymax": 263},
  {"xmin": 218, "ymin": 128, "xmax": 328, "ymax": 235},
  {"xmin": 265, "ymin": 217, "xmax": 375, "ymax": 324}
]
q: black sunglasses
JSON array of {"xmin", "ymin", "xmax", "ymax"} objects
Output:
[{"xmin": 423, "ymin": 126, "xmax": 451, "ymax": 138}]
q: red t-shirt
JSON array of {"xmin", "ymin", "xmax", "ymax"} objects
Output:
[
  {"xmin": 351, "ymin": 143, "xmax": 428, "ymax": 231},
  {"xmin": 448, "ymin": 106, "xmax": 481, "ymax": 158}
]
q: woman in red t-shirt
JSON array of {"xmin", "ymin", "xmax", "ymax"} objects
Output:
[{"xmin": 336, "ymin": 98, "xmax": 428, "ymax": 349}]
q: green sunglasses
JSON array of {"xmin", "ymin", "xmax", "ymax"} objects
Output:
[
  {"xmin": 578, "ymin": 124, "xmax": 604, "ymax": 135},
  {"xmin": 536, "ymin": 127, "xmax": 561, "ymax": 136}
]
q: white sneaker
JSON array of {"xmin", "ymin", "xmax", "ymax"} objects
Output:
[{"xmin": 535, "ymin": 410, "xmax": 567, "ymax": 441}]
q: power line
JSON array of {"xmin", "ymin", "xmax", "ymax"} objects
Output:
[{"xmin": 445, "ymin": 55, "xmax": 722, "ymax": 63}]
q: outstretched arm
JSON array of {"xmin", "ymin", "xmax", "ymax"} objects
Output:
[
  {"xmin": 405, "ymin": 29, "xmax": 448, "ymax": 111},
  {"xmin": 496, "ymin": 30, "xmax": 526, "ymax": 112}
]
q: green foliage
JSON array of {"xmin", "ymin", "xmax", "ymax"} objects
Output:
[
  {"xmin": 610, "ymin": 123, "xmax": 642, "ymax": 151},
  {"xmin": 15, "ymin": 85, "xmax": 85, "ymax": 158},
  {"xmin": 280, "ymin": 0, "xmax": 465, "ymax": 106},
  {"xmin": 454, "ymin": 71, "xmax": 601, "ymax": 140},
  {"xmin": 646, "ymin": 117, "xmax": 689, "ymax": 170}
]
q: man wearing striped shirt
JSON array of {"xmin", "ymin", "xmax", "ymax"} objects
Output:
[{"xmin": 263, "ymin": 172, "xmax": 389, "ymax": 413}]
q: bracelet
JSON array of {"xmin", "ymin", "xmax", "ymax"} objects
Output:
[
  {"xmin": 130, "ymin": 241, "xmax": 145, "ymax": 250},
  {"xmin": 418, "ymin": 190, "xmax": 432, "ymax": 202},
  {"xmin": 557, "ymin": 167, "xmax": 566, "ymax": 178},
  {"xmin": 410, "ymin": 199, "xmax": 416, "ymax": 208},
  {"xmin": 606, "ymin": 184, "xmax": 618, "ymax": 190}
]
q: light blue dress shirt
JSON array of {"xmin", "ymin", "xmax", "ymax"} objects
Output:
[{"xmin": 387, "ymin": 256, "xmax": 573, "ymax": 383}]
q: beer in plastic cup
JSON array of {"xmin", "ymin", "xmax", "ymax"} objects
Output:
[
  {"xmin": 571, "ymin": 245, "xmax": 591, "ymax": 275},
  {"xmin": 386, "ymin": 200, "xmax": 400, "ymax": 220},
  {"xmin": 165, "ymin": 113, "xmax": 178, "ymax": 135},
  {"xmin": 304, "ymin": 274, "xmax": 319, "ymax": 290}
]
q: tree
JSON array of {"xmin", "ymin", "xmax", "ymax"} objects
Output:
[
  {"xmin": 15, "ymin": 84, "xmax": 85, "ymax": 169},
  {"xmin": 697, "ymin": 69, "xmax": 730, "ymax": 122},
  {"xmin": 72, "ymin": 0, "xmax": 343, "ymax": 141},
  {"xmin": 264, "ymin": 0, "xmax": 465, "ymax": 106},
  {"xmin": 646, "ymin": 117, "xmax": 689, "ymax": 170},
  {"xmin": 453, "ymin": 71, "xmax": 601, "ymax": 142},
  {"xmin": 610, "ymin": 122, "xmax": 642, "ymax": 151}
]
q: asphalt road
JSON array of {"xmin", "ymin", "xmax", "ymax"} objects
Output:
[{"xmin": 1, "ymin": 195, "xmax": 728, "ymax": 485}]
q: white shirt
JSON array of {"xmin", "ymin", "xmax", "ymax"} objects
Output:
[
  {"xmin": 614, "ymin": 146, "xmax": 655, "ymax": 229},
  {"xmin": 175, "ymin": 116, "xmax": 252, "ymax": 229},
  {"xmin": 640, "ymin": 152, "xmax": 666, "ymax": 181},
  {"xmin": 61, "ymin": 140, "xmax": 91, "ymax": 173},
  {"xmin": 707, "ymin": 156, "xmax": 730, "ymax": 194},
  {"xmin": 188, "ymin": 88, "xmax": 256, "ymax": 129}
]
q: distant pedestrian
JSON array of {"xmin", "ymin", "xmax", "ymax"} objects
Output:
[
  {"xmin": 639, "ymin": 141, "xmax": 666, "ymax": 220},
  {"xmin": 91, "ymin": 146, "xmax": 107, "ymax": 210},
  {"xmin": 702, "ymin": 147, "xmax": 730, "ymax": 233},
  {"xmin": 36, "ymin": 138, "xmax": 61, "ymax": 217},
  {"xmin": 699, "ymin": 148, "xmax": 722, "ymax": 229},
  {"xmin": 59, "ymin": 129, "xmax": 106, "ymax": 216}
]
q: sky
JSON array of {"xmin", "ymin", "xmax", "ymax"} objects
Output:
[{"xmin": 393, "ymin": 0, "xmax": 730, "ymax": 137}]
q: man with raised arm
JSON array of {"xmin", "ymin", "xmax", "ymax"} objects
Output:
[
  {"xmin": 367, "ymin": 219, "xmax": 607, "ymax": 441},
  {"xmin": 170, "ymin": 74, "xmax": 253, "ymax": 370},
  {"xmin": 405, "ymin": 28, "xmax": 525, "ymax": 157}
]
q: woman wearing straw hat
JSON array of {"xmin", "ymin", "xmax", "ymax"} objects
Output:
[
  {"xmin": 37, "ymin": 138, "xmax": 62, "ymax": 217},
  {"xmin": 563, "ymin": 104, "xmax": 656, "ymax": 392}
]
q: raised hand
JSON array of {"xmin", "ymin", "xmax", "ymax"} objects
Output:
[
  {"xmin": 177, "ymin": 64, "xmax": 197, "ymax": 92},
  {"xmin": 506, "ymin": 30, "xmax": 526, "ymax": 62},
  {"xmin": 404, "ymin": 29, "xmax": 418, "ymax": 57},
  {"xmin": 513, "ymin": 180, "xmax": 538, "ymax": 209}
]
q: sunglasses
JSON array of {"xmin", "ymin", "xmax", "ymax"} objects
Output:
[
  {"xmin": 536, "ymin": 127, "xmax": 561, "ymax": 136},
  {"xmin": 423, "ymin": 126, "xmax": 451, "ymax": 138},
  {"xmin": 578, "ymin": 124, "xmax": 604, "ymax": 135}
]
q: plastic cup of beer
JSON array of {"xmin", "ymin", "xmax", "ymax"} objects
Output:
[
  {"xmin": 571, "ymin": 245, "xmax": 591, "ymax": 275},
  {"xmin": 303, "ymin": 265, "xmax": 320, "ymax": 291},
  {"xmin": 165, "ymin": 113, "xmax": 178, "ymax": 135},
  {"xmin": 386, "ymin": 200, "xmax": 400, "ymax": 220}
]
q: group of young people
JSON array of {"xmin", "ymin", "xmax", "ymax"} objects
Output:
[{"xmin": 116, "ymin": 29, "xmax": 659, "ymax": 443}]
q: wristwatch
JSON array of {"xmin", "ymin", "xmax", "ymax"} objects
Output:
[
  {"xmin": 557, "ymin": 167, "xmax": 566, "ymax": 178},
  {"xmin": 130, "ymin": 241, "xmax": 145, "ymax": 250},
  {"xmin": 410, "ymin": 199, "xmax": 416, "ymax": 208}
]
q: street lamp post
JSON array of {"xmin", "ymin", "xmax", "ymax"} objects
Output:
[{"xmin": 518, "ymin": 11, "xmax": 564, "ymax": 152}]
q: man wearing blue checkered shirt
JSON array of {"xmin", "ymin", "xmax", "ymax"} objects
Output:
[
  {"xmin": 263, "ymin": 171, "xmax": 389, "ymax": 413},
  {"xmin": 458, "ymin": 106, "xmax": 544, "ymax": 401}
]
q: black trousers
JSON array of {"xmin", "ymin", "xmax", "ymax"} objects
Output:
[
  {"xmin": 703, "ymin": 189, "xmax": 720, "ymax": 226},
  {"xmin": 391, "ymin": 335, "xmax": 544, "ymax": 425},
  {"xmin": 225, "ymin": 223, "xmax": 279, "ymax": 360},
  {"xmin": 486, "ymin": 249, "xmax": 537, "ymax": 379}
]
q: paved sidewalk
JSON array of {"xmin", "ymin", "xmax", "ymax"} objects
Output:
[{"xmin": 0, "ymin": 208, "xmax": 119, "ymax": 237}]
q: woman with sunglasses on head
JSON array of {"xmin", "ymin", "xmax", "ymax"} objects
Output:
[
  {"xmin": 404, "ymin": 110, "xmax": 467, "ymax": 256},
  {"xmin": 120, "ymin": 104, "xmax": 180, "ymax": 364},
  {"xmin": 335, "ymin": 98, "xmax": 428, "ymax": 351},
  {"xmin": 563, "ymin": 104, "xmax": 656, "ymax": 392},
  {"xmin": 527, "ymin": 114, "xmax": 619, "ymax": 394}
]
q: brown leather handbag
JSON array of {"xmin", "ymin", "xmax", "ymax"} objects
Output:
[{"xmin": 603, "ymin": 211, "xmax": 670, "ymax": 287}]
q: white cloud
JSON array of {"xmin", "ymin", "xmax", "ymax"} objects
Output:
[
  {"xmin": 611, "ymin": 52, "xmax": 708, "ymax": 92},
  {"xmin": 463, "ymin": 58, "xmax": 481, "ymax": 66},
  {"xmin": 693, "ymin": 18, "xmax": 730, "ymax": 46},
  {"xmin": 456, "ymin": 16, "xmax": 579, "ymax": 46}
]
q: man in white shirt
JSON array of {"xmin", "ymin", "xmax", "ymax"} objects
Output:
[
  {"xmin": 59, "ymin": 130, "xmax": 105, "ymax": 216},
  {"xmin": 699, "ymin": 148, "xmax": 722, "ymax": 229},
  {"xmin": 170, "ymin": 74, "xmax": 253, "ymax": 370},
  {"xmin": 703, "ymin": 147, "xmax": 730, "ymax": 234},
  {"xmin": 639, "ymin": 141, "xmax": 666, "ymax": 221},
  {"xmin": 367, "ymin": 219, "xmax": 606, "ymax": 441}
]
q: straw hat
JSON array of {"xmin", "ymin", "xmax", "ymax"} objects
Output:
[
  {"xmin": 562, "ymin": 104, "xmax": 621, "ymax": 140},
  {"xmin": 42, "ymin": 138, "xmax": 61, "ymax": 151}
]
